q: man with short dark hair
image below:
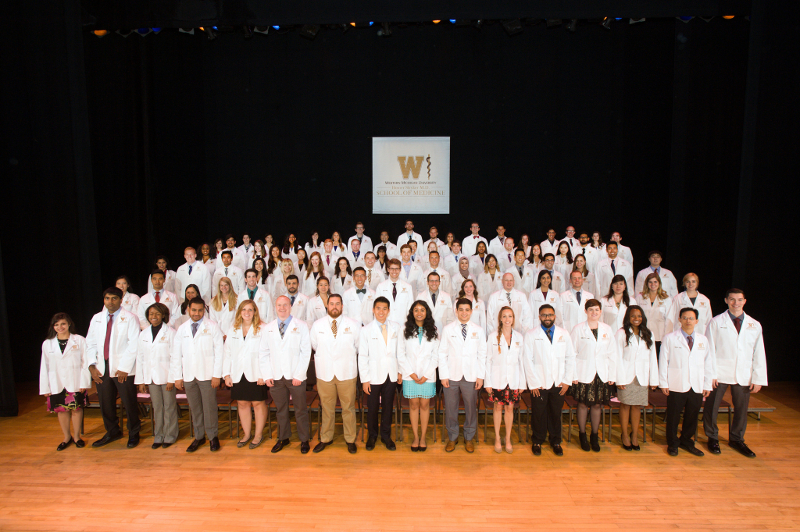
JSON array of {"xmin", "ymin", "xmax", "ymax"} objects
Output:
[
  {"xmin": 347, "ymin": 222, "xmax": 374, "ymax": 254},
  {"xmin": 176, "ymin": 247, "xmax": 211, "ymax": 302},
  {"xmin": 284, "ymin": 275, "xmax": 308, "ymax": 318},
  {"xmin": 396, "ymin": 220, "xmax": 424, "ymax": 252},
  {"xmin": 462, "ymin": 222, "xmax": 488, "ymax": 257},
  {"xmin": 375, "ymin": 259, "xmax": 414, "ymax": 324},
  {"xmin": 488, "ymin": 225, "xmax": 508, "ymax": 257},
  {"xmin": 594, "ymin": 242, "xmax": 633, "ymax": 296},
  {"xmin": 342, "ymin": 267, "xmax": 375, "ymax": 326},
  {"xmin": 212, "ymin": 250, "xmax": 244, "ymax": 297},
  {"xmin": 634, "ymin": 251, "xmax": 678, "ymax": 297},
  {"xmin": 216, "ymin": 234, "xmax": 247, "ymax": 271},
  {"xmin": 238, "ymin": 269, "xmax": 273, "ymax": 322},
  {"xmin": 416, "ymin": 271, "xmax": 454, "ymax": 332},
  {"xmin": 138, "ymin": 270, "xmax": 180, "ymax": 330},
  {"xmin": 540, "ymin": 228, "xmax": 559, "ymax": 256}
]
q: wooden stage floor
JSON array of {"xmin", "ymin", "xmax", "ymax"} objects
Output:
[{"xmin": 2, "ymin": 381, "xmax": 800, "ymax": 532}]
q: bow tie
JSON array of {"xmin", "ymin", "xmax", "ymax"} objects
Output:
[{"xmin": 356, "ymin": 289, "xmax": 366, "ymax": 294}]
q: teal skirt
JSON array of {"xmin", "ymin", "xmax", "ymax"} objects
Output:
[{"xmin": 403, "ymin": 380, "xmax": 436, "ymax": 399}]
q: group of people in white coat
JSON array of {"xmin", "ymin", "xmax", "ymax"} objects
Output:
[{"xmin": 40, "ymin": 221, "xmax": 767, "ymax": 459}]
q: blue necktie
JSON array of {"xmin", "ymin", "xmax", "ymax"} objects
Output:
[
  {"xmin": 188, "ymin": 265, "xmax": 193, "ymax": 275},
  {"xmin": 461, "ymin": 323, "xmax": 467, "ymax": 340},
  {"xmin": 611, "ymin": 260, "xmax": 616, "ymax": 274},
  {"xmin": 191, "ymin": 322, "xmax": 198, "ymax": 337}
]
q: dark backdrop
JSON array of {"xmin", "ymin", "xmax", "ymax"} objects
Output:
[{"xmin": 3, "ymin": 1, "xmax": 799, "ymax": 413}]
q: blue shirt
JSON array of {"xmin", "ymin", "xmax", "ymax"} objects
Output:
[
  {"xmin": 106, "ymin": 307, "xmax": 121, "ymax": 321},
  {"xmin": 278, "ymin": 315, "xmax": 293, "ymax": 329},
  {"xmin": 680, "ymin": 328, "xmax": 695, "ymax": 347},
  {"xmin": 541, "ymin": 323, "xmax": 555, "ymax": 343},
  {"xmin": 649, "ymin": 266, "xmax": 661, "ymax": 275}
]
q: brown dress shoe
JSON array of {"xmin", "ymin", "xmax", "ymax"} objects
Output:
[
  {"xmin": 465, "ymin": 439, "xmax": 475, "ymax": 453},
  {"xmin": 445, "ymin": 440, "xmax": 456, "ymax": 452}
]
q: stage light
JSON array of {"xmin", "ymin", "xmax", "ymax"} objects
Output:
[
  {"xmin": 449, "ymin": 19, "xmax": 456, "ymax": 24},
  {"xmin": 546, "ymin": 19, "xmax": 563, "ymax": 28},
  {"xmin": 152, "ymin": 27, "xmax": 162, "ymax": 34},
  {"xmin": 253, "ymin": 26, "xmax": 269, "ymax": 34},
  {"xmin": 565, "ymin": 19, "xmax": 577, "ymax": 32},
  {"xmin": 136, "ymin": 28, "xmax": 151, "ymax": 36},
  {"xmin": 273, "ymin": 25, "xmax": 281, "ymax": 30},
  {"xmin": 502, "ymin": 19, "xmax": 523, "ymax": 35},
  {"xmin": 629, "ymin": 18, "xmax": 646, "ymax": 24},
  {"xmin": 615, "ymin": 18, "xmax": 622, "ymax": 21},
  {"xmin": 678, "ymin": 16, "xmax": 693, "ymax": 22},
  {"xmin": 204, "ymin": 26, "xmax": 217, "ymax": 40},
  {"xmin": 116, "ymin": 29, "xmax": 133, "ymax": 37},
  {"xmin": 432, "ymin": 20, "xmax": 440, "ymax": 24},
  {"xmin": 179, "ymin": 28, "xmax": 195, "ymax": 35},
  {"xmin": 723, "ymin": 15, "xmax": 735, "ymax": 19},
  {"xmin": 350, "ymin": 22, "xmax": 356, "ymax": 27},
  {"xmin": 300, "ymin": 24, "xmax": 320, "ymax": 40},
  {"xmin": 93, "ymin": 29, "xmax": 108, "ymax": 37},
  {"xmin": 377, "ymin": 22, "xmax": 392, "ymax": 37}
]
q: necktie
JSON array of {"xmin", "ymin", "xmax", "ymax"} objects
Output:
[
  {"xmin": 103, "ymin": 314, "xmax": 114, "ymax": 360},
  {"xmin": 290, "ymin": 296, "xmax": 296, "ymax": 305},
  {"xmin": 356, "ymin": 288, "xmax": 366, "ymax": 294},
  {"xmin": 546, "ymin": 328, "xmax": 552, "ymax": 343},
  {"xmin": 412, "ymin": 255, "xmax": 416, "ymax": 262},
  {"xmin": 248, "ymin": 289, "xmax": 255, "ymax": 300},
  {"xmin": 188, "ymin": 264, "xmax": 193, "ymax": 275},
  {"xmin": 408, "ymin": 234, "xmax": 412, "ymax": 242},
  {"xmin": 355, "ymin": 252, "xmax": 359, "ymax": 259},
  {"xmin": 611, "ymin": 260, "xmax": 616, "ymax": 274},
  {"xmin": 367, "ymin": 270, "xmax": 372, "ymax": 283},
  {"xmin": 582, "ymin": 248, "xmax": 585, "ymax": 255},
  {"xmin": 576, "ymin": 291, "xmax": 581, "ymax": 305},
  {"xmin": 508, "ymin": 253, "xmax": 512, "ymax": 262},
  {"xmin": 506, "ymin": 292, "xmax": 511, "ymax": 305},
  {"xmin": 687, "ymin": 335, "xmax": 693, "ymax": 350},
  {"xmin": 473, "ymin": 236, "xmax": 478, "ymax": 239},
  {"xmin": 733, "ymin": 315, "xmax": 742, "ymax": 333},
  {"xmin": 392, "ymin": 282, "xmax": 397, "ymax": 300},
  {"xmin": 279, "ymin": 321, "xmax": 285, "ymax": 339},
  {"xmin": 191, "ymin": 322, "xmax": 198, "ymax": 337},
  {"xmin": 518, "ymin": 266, "xmax": 523, "ymax": 277},
  {"xmin": 326, "ymin": 255, "xmax": 330, "ymax": 265},
  {"xmin": 431, "ymin": 292, "xmax": 437, "ymax": 307},
  {"xmin": 154, "ymin": 291, "xmax": 160, "ymax": 303},
  {"xmin": 570, "ymin": 239, "xmax": 573, "ymax": 246},
  {"xmin": 461, "ymin": 323, "xmax": 467, "ymax": 340},
  {"xmin": 225, "ymin": 267, "xmax": 228, "ymax": 276},
  {"xmin": 331, "ymin": 319, "xmax": 338, "ymax": 338},
  {"xmin": 381, "ymin": 323, "xmax": 388, "ymax": 344}
]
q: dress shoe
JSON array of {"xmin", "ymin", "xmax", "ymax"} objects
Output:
[
  {"xmin": 56, "ymin": 438, "xmax": 74, "ymax": 451},
  {"xmin": 668, "ymin": 447, "xmax": 679, "ymax": 456},
  {"xmin": 151, "ymin": 442, "xmax": 162, "ymax": 450},
  {"xmin": 237, "ymin": 438, "xmax": 250, "ymax": 448},
  {"xmin": 622, "ymin": 442, "xmax": 633, "ymax": 451},
  {"xmin": 579, "ymin": 432, "xmax": 591, "ymax": 452},
  {"xmin": 465, "ymin": 439, "xmax": 475, "ymax": 453},
  {"xmin": 410, "ymin": 445, "xmax": 419, "ymax": 452},
  {"xmin": 210, "ymin": 436, "xmax": 221, "ymax": 451},
  {"xmin": 552, "ymin": 443, "xmax": 563, "ymax": 456},
  {"xmin": 92, "ymin": 432, "xmax": 123, "ymax": 448},
  {"xmin": 679, "ymin": 443, "xmax": 704, "ymax": 456},
  {"xmin": 382, "ymin": 438, "xmax": 396, "ymax": 451},
  {"xmin": 418, "ymin": 444, "xmax": 427, "ymax": 452},
  {"xmin": 366, "ymin": 436, "xmax": 377, "ymax": 451},
  {"xmin": 628, "ymin": 433, "xmax": 640, "ymax": 451},
  {"xmin": 186, "ymin": 438, "xmax": 206, "ymax": 453},
  {"xmin": 631, "ymin": 443, "xmax": 640, "ymax": 451},
  {"xmin": 127, "ymin": 435, "xmax": 140, "ymax": 449},
  {"xmin": 75, "ymin": 438, "xmax": 85, "ymax": 448},
  {"xmin": 730, "ymin": 441, "xmax": 756, "ymax": 458},
  {"xmin": 590, "ymin": 432, "xmax": 601, "ymax": 452},
  {"xmin": 347, "ymin": 442, "xmax": 357, "ymax": 454},
  {"xmin": 271, "ymin": 439, "xmax": 290, "ymax": 453},
  {"xmin": 300, "ymin": 441, "xmax": 310, "ymax": 454},
  {"xmin": 313, "ymin": 441, "xmax": 331, "ymax": 453},
  {"xmin": 707, "ymin": 438, "xmax": 721, "ymax": 455},
  {"xmin": 531, "ymin": 443, "xmax": 542, "ymax": 456},
  {"xmin": 445, "ymin": 440, "xmax": 456, "ymax": 452},
  {"xmin": 161, "ymin": 442, "xmax": 173, "ymax": 449},
  {"xmin": 248, "ymin": 437, "xmax": 263, "ymax": 450}
]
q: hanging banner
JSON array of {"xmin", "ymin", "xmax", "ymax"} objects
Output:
[{"xmin": 372, "ymin": 137, "xmax": 450, "ymax": 214}]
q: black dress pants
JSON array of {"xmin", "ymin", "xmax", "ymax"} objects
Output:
[
  {"xmin": 530, "ymin": 385, "xmax": 565, "ymax": 445},
  {"xmin": 665, "ymin": 390, "xmax": 702, "ymax": 449},
  {"xmin": 367, "ymin": 376, "xmax": 397, "ymax": 440},
  {"xmin": 96, "ymin": 362, "xmax": 141, "ymax": 437}
]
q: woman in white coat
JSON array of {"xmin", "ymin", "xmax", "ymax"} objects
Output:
[
  {"xmin": 527, "ymin": 243, "xmax": 544, "ymax": 272},
  {"xmin": 281, "ymin": 234, "xmax": 301, "ymax": 262},
  {"xmin": 116, "ymin": 275, "xmax": 140, "ymax": 316},
  {"xmin": 477, "ymin": 254, "xmax": 503, "ymax": 301},
  {"xmin": 571, "ymin": 255, "xmax": 596, "ymax": 296},
  {"xmin": 485, "ymin": 306, "xmax": 525, "ymax": 454},
  {"xmin": 269, "ymin": 259, "xmax": 295, "ymax": 298},
  {"xmin": 397, "ymin": 301, "xmax": 440, "ymax": 452},
  {"xmin": 40, "ymin": 313, "xmax": 91, "ymax": 451},
  {"xmin": 305, "ymin": 276, "xmax": 331, "ymax": 323},
  {"xmin": 330, "ymin": 231, "xmax": 348, "ymax": 256},
  {"xmin": 600, "ymin": 274, "xmax": 632, "ymax": 331},
  {"xmin": 554, "ymin": 242, "xmax": 574, "ymax": 281},
  {"xmin": 529, "ymin": 270, "xmax": 562, "ymax": 328},
  {"xmin": 302, "ymin": 252, "xmax": 326, "ymax": 297},
  {"xmin": 615, "ymin": 306, "xmax": 658, "ymax": 451},
  {"xmin": 669, "ymin": 272, "xmax": 713, "ymax": 336},
  {"xmin": 209, "ymin": 277, "xmax": 237, "ymax": 339},
  {"xmin": 134, "ymin": 302, "xmax": 179, "ymax": 448},
  {"xmin": 636, "ymin": 272, "xmax": 672, "ymax": 354},
  {"xmin": 331, "ymin": 257, "xmax": 354, "ymax": 295},
  {"xmin": 246, "ymin": 239, "xmax": 266, "ymax": 270},
  {"xmin": 147, "ymin": 256, "xmax": 178, "ymax": 295},
  {"xmin": 305, "ymin": 231, "xmax": 323, "ymax": 256},
  {"xmin": 569, "ymin": 299, "xmax": 618, "ymax": 452},
  {"xmin": 455, "ymin": 279, "xmax": 487, "ymax": 333},
  {"xmin": 223, "ymin": 300, "xmax": 269, "ymax": 449}
]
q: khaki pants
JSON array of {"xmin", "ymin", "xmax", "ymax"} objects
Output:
[{"xmin": 317, "ymin": 376, "xmax": 357, "ymax": 444}]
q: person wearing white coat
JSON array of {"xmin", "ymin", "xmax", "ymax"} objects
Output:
[
  {"xmin": 636, "ymin": 272, "xmax": 673, "ymax": 351},
  {"xmin": 376, "ymin": 231, "xmax": 401, "ymax": 260},
  {"xmin": 138, "ymin": 270, "xmax": 180, "ymax": 331},
  {"xmin": 477, "ymin": 256, "xmax": 504, "ymax": 304},
  {"xmin": 216, "ymin": 235, "xmax": 247, "ymax": 272},
  {"xmin": 539, "ymin": 254, "xmax": 567, "ymax": 294},
  {"xmin": 576, "ymin": 233, "xmax": 605, "ymax": 273},
  {"xmin": 374, "ymin": 260, "xmax": 415, "ymax": 326},
  {"xmin": 282, "ymin": 276, "xmax": 309, "ymax": 320},
  {"xmin": 528, "ymin": 270, "xmax": 562, "ymax": 329},
  {"xmin": 462, "ymin": 222, "xmax": 489, "ymax": 257},
  {"xmin": 659, "ymin": 307, "xmax": 714, "ymax": 456},
  {"xmin": 569, "ymin": 299, "xmax": 618, "ymax": 452},
  {"xmin": 135, "ymin": 304, "xmax": 179, "ymax": 448},
  {"xmin": 523, "ymin": 305, "xmax": 576, "ymax": 456},
  {"xmin": 416, "ymin": 272, "xmax": 455, "ymax": 334},
  {"xmin": 668, "ymin": 273, "xmax": 713, "ymax": 336},
  {"xmin": 341, "ymin": 268, "xmax": 376, "ymax": 326},
  {"xmin": 85, "ymin": 288, "xmax": 141, "ymax": 448},
  {"xmin": 147, "ymin": 256, "xmax": 178, "ymax": 295},
  {"xmin": 609, "ymin": 232, "xmax": 634, "ymax": 270},
  {"xmin": 599, "ymin": 274, "xmax": 634, "ymax": 332},
  {"xmin": 634, "ymin": 251, "xmax": 679, "ymax": 297},
  {"xmin": 540, "ymin": 229, "xmax": 560, "ymax": 257},
  {"xmin": 116, "ymin": 276, "xmax": 140, "ymax": 316},
  {"xmin": 211, "ymin": 253, "xmax": 244, "ymax": 297},
  {"xmin": 487, "ymin": 273, "xmax": 534, "ymax": 335},
  {"xmin": 40, "ymin": 313, "xmax": 91, "ymax": 450},
  {"xmin": 485, "ymin": 310, "xmax": 526, "ymax": 454},
  {"xmin": 342, "ymin": 240, "xmax": 367, "ymax": 273},
  {"xmin": 702, "ymin": 289, "xmax": 767, "ymax": 458},
  {"xmin": 560, "ymin": 227, "xmax": 582, "ymax": 257},
  {"xmin": 487, "ymin": 225, "xmax": 510, "ymax": 258},
  {"xmin": 397, "ymin": 220, "xmax": 424, "ymax": 252},
  {"xmin": 175, "ymin": 247, "xmax": 212, "ymax": 303},
  {"xmin": 398, "ymin": 244, "xmax": 425, "ymax": 292},
  {"xmin": 560, "ymin": 271, "xmax": 594, "ymax": 334},
  {"xmin": 594, "ymin": 242, "xmax": 634, "ymax": 297},
  {"xmin": 615, "ymin": 307, "xmax": 659, "ymax": 450},
  {"xmin": 420, "ymin": 251, "xmax": 452, "ymax": 297},
  {"xmin": 172, "ymin": 300, "xmax": 224, "ymax": 452},
  {"xmin": 363, "ymin": 253, "xmax": 386, "ymax": 291},
  {"xmin": 238, "ymin": 270, "xmax": 274, "ymax": 324},
  {"xmin": 505, "ymin": 249, "xmax": 536, "ymax": 296},
  {"xmin": 495, "ymin": 238, "xmax": 517, "ymax": 273},
  {"xmin": 347, "ymin": 223, "xmax": 374, "ymax": 254}
]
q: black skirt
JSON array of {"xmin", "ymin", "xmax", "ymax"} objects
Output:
[
  {"xmin": 230, "ymin": 376, "xmax": 269, "ymax": 402},
  {"xmin": 569, "ymin": 374, "xmax": 614, "ymax": 406}
]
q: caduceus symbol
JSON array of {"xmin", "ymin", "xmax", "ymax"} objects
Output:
[{"xmin": 426, "ymin": 154, "xmax": 431, "ymax": 180}]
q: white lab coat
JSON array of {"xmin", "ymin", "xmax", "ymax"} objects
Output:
[
  {"xmin": 470, "ymin": 254, "xmax": 491, "ymax": 278},
  {"xmin": 707, "ymin": 312, "xmax": 767, "ymax": 386},
  {"xmin": 443, "ymin": 253, "xmax": 468, "ymax": 277},
  {"xmin": 215, "ymin": 248, "xmax": 247, "ymax": 272},
  {"xmin": 171, "ymin": 318, "xmax": 224, "ymax": 382},
  {"xmin": 476, "ymin": 271, "xmax": 503, "ymax": 303},
  {"xmin": 85, "ymin": 308, "xmax": 140, "ymax": 377},
  {"xmin": 237, "ymin": 243, "xmax": 256, "ymax": 262},
  {"xmin": 570, "ymin": 321, "xmax": 619, "ymax": 384},
  {"xmin": 358, "ymin": 320, "xmax": 402, "ymax": 384},
  {"xmin": 304, "ymin": 295, "xmax": 330, "ymax": 324},
  {"xmin": 487, "ymin": 236, "xmax": 509, "ymax": 258},
  {"xmin": 137, "ymin": 290, "xmax": 181, "ymax": 331},
  {"xmin": 538, "ymin": 269, "xmax": 567, "ymax": 294},
  {"xmin": 616, "ymin": 243, "xmax": 634, "ymax": 269},
  {"xmin": 559, "ymin": 289, "xmax": 593, "ymax": 333},
  {"xmin": 560, "ymin": 237, "xmax": 582, "ymax": 257},
  {"xmin": 397, "ymin": 332, "xmax": 440, "ymax": 381},
  {"xmin": 260, "ymin": 317, "xmax": 312, "ymax": 381},
  {"xmin": 237, "ymin": 286, "xmax": 274, "ymax": 323},
  {"xmin": 396, "ymin": 231, "xmax": 423, "ymax": 253},
  {"xmin": 398, "ymin": 262, "xmax": 425, "ymax": 292},
  {"xmin": 120, "ymin": 292, "xmax": 139, "ymax": 315},
  {"xmin": 553, "ymin": 256, "xmax": 574, "ymax": 282},
  {"xmin": 575, "ymin": 272, "xmax": 597, "ymax": 296},
  {"xmin": 222, "ymin": 323, "xmax": 267, "ymax": 384},
  {"xmin": 523, "ymin": 325, "xmax": 576, "ymax": 390},
  {"xmin": 416, "ymin": 290, "xmax": 455, "ymax": 334},
  {"xmin": 658, "ymin": 330, "xmax": 714, "ymax": 393},
  {"xmin": 40, "ymin": 335, "xmax": 91, "ymax": 395},
  {"xmin": 669, "ymin": 292, "xmax": 713, "ymax": 336},
  {"xmin": 375, "ymin": 241, "xmax": 400, "ymax": 260},
  {"xmin": 209, "ymin": 300, "xmax": 236, "ymax": 337},
  {"xmin": 575, "ymin": 246, "xmax": 604, "ymax": 272},
  {"xmin": 462, "ymin": 234, "xmax": 489, "ymax": 257},
  {"xmin": 635, "ymin": 294, "xmax": 672, "ymax": 341},
  {"xmin": 305, "ymin": 242, "xmax": 324, "ymax": 256},
  {"xmin": 282, "ymin": 246, "xmax": 301, "ymax": 263},
  {"xmin": 452, "ymin": 272, "xmax": 476, "ymax": 296},
  {"xmin": 504, "ymin": 264, "xmax": 536, "ymax": 296},
  {"xmin": 284, "ymin": 292, "xmax": 309, "ymax": 319},
  {"xmin": 301, "ymin": 270, "xmax": 325, "ymax": 297},
  {"xmin": 347, "ymin": 235, "xmax": 374, "ymax": 254},
  {"xmin": 135, "ymin": 325, "xmax": 176, "ymax": 385},
  {"xmin": 175, "ymin": 261, "xmax": 212, "ymax": 303},
  {"xmin": 528, "ymin": 289, "xmax": 563, "ymax": 329},
  {"xmin": 539, "ymin": 239, "xmax": 560, "ymax": 257},
  {"xmin": 342, "ymin": 250, "xmax": 366, "ymax": 272},
  {"xmin": 341, "ymin": 287, "xmax": 376, "ymax": 326},
  {"xmin": 454, "ymin": 297, "xmax": 487, "ymax": 334},
  {"xmin": 496, "ymin": 250, "xmax": 517, "ymax": 273},
  {"xmin": 147, "ymin": 269, "xmax": 177, "ymax": 295},
  {"xmin": 615, "ymin": 329, "xmax": 659, "ymax": 387},
  {"xmin": 420, "ymin": 267, "xmax": 451, "ymax": 297},
  {"xmin": 374, "ymin": 279, "xmax": 415, "ymax": 325},
  {"xmin": 594, "ymin": 258, "xmax": 634, "ymax": 297},
  {"xmin": 212, "ymin": 265, "xmax": 244, "ymax": 298},
  {"xmin": 310, "ymin": 315, "xmax": 361, "ymax": 381},
  {"xmin": 437, "ymin": 321, "xmax": 487, "ymax": 382},
  {"xmin": 331, "ymin": 243, "xmax": 348, "ymax": 256},
  {"xmin": 600, "ymin": 296, "xmax": 632, "ymax": 332},
  {"xmin": 330, "ymin": 274, "xmax": 354, "ymax": 296},
  {"xmin": 486, "ymin": 289, "xmax": 534, "ymax": 334},
  {"xmin": 484, "ymin": 329, "xmax": 526, "ymax": 391},
  {"xmin": 634, "ymin": 267, "xmax": 679, "ymax": 298},
  {"xmin": 363, "ymin": 267, "xmax": 385, "ymax": 291}
]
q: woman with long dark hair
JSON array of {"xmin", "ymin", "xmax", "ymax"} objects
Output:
[
  {"xmin": 282, "ymin": 233, "xmax": 301, "ymax": 262},
  {"xmin": 174, "ymin": 284, "xmax": 204, "ymax": 329},
  {"xmin": 601, "ymin": 274, "xmax": 632, "ymax": 331},
  {"xmin": 332, "ymin": 257, "xmax": 354, "ymax": 294}
]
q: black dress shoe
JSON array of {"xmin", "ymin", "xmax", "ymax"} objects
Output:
[
  {"xmin": 92, "ymin": 432, "xmax": 123, "ymax": 448},
  {"xmin": 313, "ymin": 441, "xmax": 331, "ymax": 453},
  {"xmin": 347, "ymin": 442, "xmax": 357, "ymax": 454},
  {"xmin": 552, "ymin": 443, "xmax": 563, "ymax": 456},
  {"xmin": 209, "ymin": 436, "xmax": 221, "ymax": 452},
  {"xmin": 707, "ymin": 438, "xmax": 721, "ymax": 454},
  {"xmin": 579, "ymin": 432, "xmax": 591, "ymax": 452},
  {"xmin": 679, "ymin": 443, "xmax": 704, "ymax": 456},
  {"xmin": 410, "ymin": 446, "xmax": 419, "ymax": 452},
  {"xmin": 668, "ymin": 447, "xmax": 679, "ymax": 456},
  {"xmin": 56, "ymin": 438, "xmax": 74, "ymax": 451},
  {"xmin": 271, "ymin": 439, "xmax": 291, "ymax": 453},
  {"xmin": 382, "ymin": 438, "xmax": 396, "ymax": 451},
  {"xmin": 151, "ymin": 442, "xmax": 162, "ymax": 449},
  {"xmin": 590, "ymin": 432, "xmax": 601, "ymax": 452},
  {"xmin": 730, "ymin": 441, "xmax": 756, "ymax": 458},
  {"xmin": 622, "ymin": 442, "xmax": 633, "ymax": 451},
  {"xmin": 162, "ymin": 442, "xmax": 173, "ymax": 449},
  {"xmin": 631, "ymin": 443, "xmax": 640, "ymax": 451},
  {"xmin": 75, "ymin": 439, "xmax": 85, "ymax": 448},
  {"xmin": 300, "ymin": 441, "xmax": 310, "ymax": 454},
  {"xmin": 531, "ymin": 443, "xmax": 542, "ymax": 456},
  {"xmin": 127, "ymin": 435, "xmax": 140, "ymax": 449},
  {"xmin": 186, "ymin": 438, "xmax": 206, "ymax": 453},
  {"xmin": 366, "ymin": 436, "xmax": 377, "ymax": 451},
  {"xmin": 418, "ymin": 444, "xmax": 427, "ymax": 452}
]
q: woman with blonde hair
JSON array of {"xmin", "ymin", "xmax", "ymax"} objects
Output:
[
  {"xmin": 223, "ymin": 300, "xmax": 268, "ymax": 449},
  {"xmin": 305, "ymin": 276, "xmax": 331, "ymax": 323},
  {"xmin": 668, "ymin": 272, "xmax": 712, "ymax": 335},
  {"xmin": 485, "ymin": 306, "xmax": 525, "ymax": 454},
  {"xmin": 456, "ymin": 279, "xmax": 487, "ymax": 333},
  {"xmin": 270, "ymin": 258, "xmax": 295, "ymax": 297},
  {"xmin": 210, "ymin": 277, "xmax": 238, "ymax": 338},
  {"xmin": 636, "ymin": 272, "xmax": 672, "ymax": 354},
  {"xmin": 303, "ymin": 252, "xmax": 326, "ymax": 297}
]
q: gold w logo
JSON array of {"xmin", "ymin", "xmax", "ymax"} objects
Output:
[{"xmin": 397, "ymin": 156, "xmax": 424, "ymax": 179}]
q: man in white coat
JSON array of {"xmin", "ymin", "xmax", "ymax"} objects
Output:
[
  {"xmin": 462, "ymin": 222, "xmax": 488, "ymax": 257},
  {"xmin": 238, "ymin": 269, "xmax": 274, "ymax": 323},
  {"xmin": 262, "ymin": 295, "xmax": 312, "ymax": 454},
  {"xmin": 320, "ymin": 239, "xmax": 338, "ymax": 275},
  {"xmin": 237, "ymin": 232, "xmax": 254, "ymax": 260},
  {"xmin": 659, "ymin": 307, "xmax": 714, "ymax": 457},
  {"xmin": 505, "ymin": 248, "xmax": 536, "ymax": 296},
  {"xmin": 540, "ymin": 229, "xmax": 560, "ymax": 257},
  {"xmin": 421, "ymin": 251, "xmax": 451, "ymax": 297},
  {"xmin": 347, "ymin": 222, "xmax": 374, "ymax": 254},
  {"xmin": 487, "ymin": 273, "xmax": 534, "ymax": 334},
  {"xmin": 362, "ymin": 252, "xmax": 385, "ymax": 291},
  {"xmin": 560, "ymin": 271, "xmax": 594, "ymax": 333},
  {"xmin": 416, "ymin": 272, "xmax": 455, "ymax": 333},
  {"xmin": 172, "ymin": 298, "xmax": 224, "ymax": 452},
  {"xmin": 487, "ymin": 225, "xmax": 509, "ymax": 257},
  {"xmin": 358, "ymin": 297, "xmax": 402, "ymax": 451},
  {"xmin": 399, "ymin": 244, "xmax": 425, "ymax": 291},
  {"xmin": 138, "ymin": 270, "xmax": 180, "ymax": 331},
  {"xmin": 540, "ymin": 254, "xmax": 567, "ymax": 294},
  {"xmin": 422, "ymin": 226, "xmax": 446, "ymax": 258},
  {"xmin": 702, "ymin": 289, "xmax": 767, "ymax": 458},
  {"xmin": 443, "ymin": 241, "xmax": 465, "ymax": 277},
  {"xmin": 634, "ymin": 250, "xmax": 679, "ymax": 297},
  {"xmin": 310, "ymin": 294, "xmax": 360, "ymax": 454},
  {"xmin": 496, "ymin": 236, "xmax": 517, "ymax": 273},
  {"xmin": 377, "ymin": 231, "xmax": 400, "ymax": 260},
  {"xmin": 610, "ymin": 232, "xmax": 634, "ymax": 269},
  {"xmin": 342, "ymin": 268, "xmax": 376, "ymax": 326},
  {"xmin": 284, "ymin": 275, "xmax": 309, "ymax": 319},
  {"xmin": 216, "ymin": 234, "xmax": 247, "ymax": 272},
  {"xmin": 212, "ymin": 250, "xmax": 244, "ymax": 297},
  {"xmin": 439, "ymin": 298, "xmax": 487, "ymax": 453},
  {"xmin": 375, "ymin": 259, "xmax": 415, "ymax": 325},
  {"xmin": 576, "ymin": 233, "xmax": 604, "ymax": 272},
  {"xmin": 86, "ymin": 287, "xmax": 141, "ymax": 448},
  {"xmin": 343, "ymin": 238, "xmax": 366, "ymax": 272},
  {"xmin": 523, "ymin": 304, "xmax": 576, "ymax": 456},
  {"xmin": 594, "ymin": 242, "xmax": 634, "ymax": 297},
  {"xmin": 396, "ymin": 219, "xmax": 424, "ymax": 251},
  {"xmin": 176, "ymin": 247, "xmax": 212, "ymax": 303},
  {"xmin": 560, "ymin": 226, "xmax": 581, "ymax": 257}
]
